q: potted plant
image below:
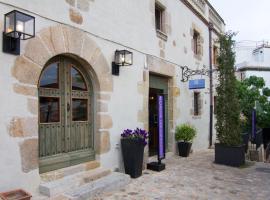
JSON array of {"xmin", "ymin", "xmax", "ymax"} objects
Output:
[
  {"xmin": 215, "ymin": 32, "xmax": 245, "ymax": 167},
  {"xmin": 175, "ymin": 124, "xmax": 196, "ymax": 157},
  {"xmin": 121, "ymin": 128, "xmax": 148, "ymax": 178}
]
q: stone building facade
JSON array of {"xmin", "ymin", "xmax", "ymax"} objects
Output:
[{"xmin": 0, "ymin": 0, "xmax": 225, "ymax": 197}]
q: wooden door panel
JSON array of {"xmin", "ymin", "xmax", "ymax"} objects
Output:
[
  {"xmin": 39, "ymin": 57, "xmax": 94, "ymax": 173},
  {"xmin": 39, "ymin": 124, "xmax": 62, "ymax": 157}
]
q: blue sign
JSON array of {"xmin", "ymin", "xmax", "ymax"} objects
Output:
[
  {"xmin": 158, "ymin": 95, "xmax": 165, "ymax": 160},
  {"xmin": 189, "ymin": 79, "xmax": 205, "ymax": 89}
]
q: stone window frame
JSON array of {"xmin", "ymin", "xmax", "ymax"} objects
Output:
[
  {"xmin": 155, "ymin": 1, "xmax": 168, "ymax": 41},
  {"xmin": 190, "ymin": 25, "xmax": 204, "ymax": 61},
  {"xmin": 193, "ymin": 30, "xmax": 201, "ymax": 55},
  {"xmin": 193, "ymin": 91, "xmax": 200, "ymax": 116},
  {"xmin": 190, "ymin": 90, "xmax": 203, "ymax": 118},
  {"xmin": 213, "ymin": 45, "xmax": 218, "ymax": 66}
]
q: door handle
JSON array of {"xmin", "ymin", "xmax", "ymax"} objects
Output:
[{"xmin": 67, "ymin": 102, "xmax": 70, "ymax": 112}]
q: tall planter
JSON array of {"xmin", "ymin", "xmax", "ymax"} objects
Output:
[
  {"xmin": 121, "ymin": 138, "xmax": 145, "ymax": 178},
  {"xmin": 215, "ymin": 33, "xmax": 245, "ymax": 167},
  {"xmin": 215, "ymin": 143, "xmax": 245, "ymax": 167},
  {"xmin": 177, "ymin": 142, "xmax": 192, "ymax": 157}
]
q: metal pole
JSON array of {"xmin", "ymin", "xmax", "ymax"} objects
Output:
[{"xmin": 208, "ymin": 23, "xmax": 214, "ymax": 148}]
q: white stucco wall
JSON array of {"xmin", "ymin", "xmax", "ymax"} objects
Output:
[{"xmin": 0, "ymin": 0, "xmax": 224, "ymax": 195}]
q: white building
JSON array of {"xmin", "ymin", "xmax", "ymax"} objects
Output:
[
  {"xmin": 0, "ymin": 0, "xmax": 224, "ymax": 198},
  {"xmin": 236, "ymin": 42, "xmax": 270, "ymax": 86}
]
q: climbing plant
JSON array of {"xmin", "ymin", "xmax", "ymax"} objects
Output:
[{"xmin": 215, "ymin": 32, "xmax": 242, "ymax": 146}]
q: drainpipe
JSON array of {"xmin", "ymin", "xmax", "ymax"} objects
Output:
[{"xmin": 208, "ymin": 23, "xmax": 214, "ymax": 148}]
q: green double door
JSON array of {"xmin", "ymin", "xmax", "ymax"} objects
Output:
[{"xmin": 38, "ymin": 57, "xmax": 95, "ymax": 173}]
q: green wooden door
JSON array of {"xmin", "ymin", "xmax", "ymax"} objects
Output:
[{"xmin": 39, "ymin": 57, "xmax": 95, "ymax": 173}]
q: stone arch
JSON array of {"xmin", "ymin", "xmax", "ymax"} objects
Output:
[{"xmin": 11, "ymin": 25, "xmax": 113, "ymax": 172}]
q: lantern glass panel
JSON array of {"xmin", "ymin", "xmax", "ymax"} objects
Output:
[
  {"xmin": 115, "ymin": 51, "xmax": 125, "ymax": 66},
  {"xmin": 4, "ymin": 10, "xmax": 35, "ymax": 40},
  {"xmin": 5, "ymin": 11, "xmax": 15, "ymax": 35},
  {"xmin": 15, "ymin": 11, "xmax": 35, "ymax": 40},
  {"xmin": 124, "ymin": 51, "xmax": 132, "ymax": 66}
]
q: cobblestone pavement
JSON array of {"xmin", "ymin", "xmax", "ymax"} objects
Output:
[{"xmin": 101, "ymin": 150, "xmax": 270, "ymax": 200}]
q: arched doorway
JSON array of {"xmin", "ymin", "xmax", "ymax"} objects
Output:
[{"xmin": 38, "ymin": 56, "xmax": 95, "ymax": 173}]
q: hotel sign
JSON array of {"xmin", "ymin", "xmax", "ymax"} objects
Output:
[
  {"xmin": 189, "ymin": 79, "xmax": 205, "ymax": 89},
  {"xmin": 158, "ymin": 95, "xmax": 165, "ymax": 160}
]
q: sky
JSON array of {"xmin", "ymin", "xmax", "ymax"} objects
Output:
[{"xmin": 208, "ymin": 0, "xmax": 270, "ymax": 45}]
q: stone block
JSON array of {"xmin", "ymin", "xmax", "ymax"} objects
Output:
[
  {"xmin": 13, "ymin": 84, "xmax": 37, "ymax": 97},
  {"xmin": 99, "ymin": 77, "xmax": 113, "ymax": 92},
  {"xmin": 27, "ymin": 98, "xmax": 38, "ymax": 115},
  {"xmin": 91, "ymin": 53, "xmax": 110, "ymax": 77},
  {"xmin": 19, "ymin": 138, "xmax": 38, "ymax": 172},
  {"xmin": 98, "ymin": 101, "xmax": 108, "ymax": 113},
  {"xmin": 137, "ymin": 83, "xmax": 147, "ymax": 95},
  {"xmin": 98, "ymin": 93, "xmax": 111, "ymax": 101},
  {"xmin": 24, "ymin": 36, "xmax": 52, "ymax": 66},
  {"xmin": 147, "ymin": 55, "xmax": 175, "ymax": 77},
  {"xmin": 81, "ymin": 36, "xmax": 99, "ymax": 64},
  {"xmin": 62, "ymin": 25, "xmax": 85, "ymax": 54},
  {"xmin": 69, "ymin": 8, "xmax": 83, "ymax": 24},
  {"xmin": 12, "ymin": 56, "xmax": 42, "ymax": 85},
  {"xmin": 9, "ymin": 117, "xmax": 38, "ymax": 138},
  {"xmin": 39, "ymin": 25, "xmax": 66, "ymax": 55},
  {"xmin": 66, "ymin": 0, "xmax": 75, "ymax": 6},
  {"xmin": 100, "ymin": 131, "xmax": 110, "ymax": 154},
  {"xmin": 172, "ymin": 87, "xmax": 180, "ymax": 97},
  {"xmin": 85, "ymin": 161, "xmax": 100, "ymax": 171},
  {"xmin": 39, "ymin": 167, "xmax": 112, "ymax": 197},
  {"xmin": 138, "ymin": 110, "xmax": 147, "ymax": 124},
  {"xmin": 98, "ymin": 114, "xmax": 113, "ymax": 129},
  {"xmin": 64, "ymin": 172, "xmax": 131, "ymax": 200},
  {"xmin": 40, "ymin": 172, "xmax": 82, "ymax": 197},
  {"xmin": 77, "ymin": 0, "xmax": 90, "ymax": 11},
  {"xmin": 40, "ymin": 171, "xmax": 64, "ymax": 182},
  {"xmin": 83, "ymin": 168, "xmax": 111, "ymax": 184},
  {"xmin": 160, "ymin": 49, "xmax": 165, "ymax": 58}
]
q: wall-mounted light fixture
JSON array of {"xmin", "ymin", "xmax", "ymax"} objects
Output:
[
  {"xmin": 3, "ymin": 10, "xmax": 35, "ymax": 55},
  {"xmin": 112, "ymin": 50, "xmax": 133, "ymax": 75}
]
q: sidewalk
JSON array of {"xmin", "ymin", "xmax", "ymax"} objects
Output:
[{"xmin": 101, "ymin": 150, "xmax": 270, "ymax": 200}]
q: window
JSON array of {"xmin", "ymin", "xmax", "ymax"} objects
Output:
[
  {"xmin": 71, "ymin": 66, "xmax": 87, "ymax": 91},
  {"xmin": 213, "ymin": 46, "xmax": 218, "ymax": 66},
  {"xmin": 193, "ymin": 30, "xmax": 200, "ymax": 55},
  {"xmin": 155, "ymin": 4, "xmax": 164, "ymax": 32},
  {"xmin": 72, "ymin": 99, "xmax": 88, "ymax": 121},
  {"xmin": 39, "ymin": 97, "xmax": 60, "ymax": 123},
  {"xmin": 194, "ymin": 92, "xmax": 200, "ymax": 116},
  {"xmin": 40, "ymin": 62, "xmax": 59, "ymax": 89}
]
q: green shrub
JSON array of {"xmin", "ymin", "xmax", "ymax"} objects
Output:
[{"xmin": 175, "ymin": 124, "xmax": 196, "ymax": 142}]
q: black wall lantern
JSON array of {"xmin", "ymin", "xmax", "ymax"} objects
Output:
[
  {"xmin": 3, "ymin": 10, "xmax": 35, "ymax": 55},
  {"xmin": 112, "ymin": 50, "xmax": 133, "ymax": 75}
]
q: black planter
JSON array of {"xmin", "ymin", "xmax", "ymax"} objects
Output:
[
  {"xmin": 177, "ymin": 142, "xmax": 192, "ymax": 157},
  {"xmin": 215, "ymin": 143, "xmax": 245, "ymax": 167},
  {"xmin": 121, "ymin": 138, "xmax": 145, "ymax": 178}
]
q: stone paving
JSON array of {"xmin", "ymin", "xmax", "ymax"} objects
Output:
[{"xmin": 100, "ymin": 150, "xmax": 270, "ymax": 200}]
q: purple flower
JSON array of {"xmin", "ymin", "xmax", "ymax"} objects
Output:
[{"xmin": 121, "ymin": 128, "xmax": 149, "ymax": 145}]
